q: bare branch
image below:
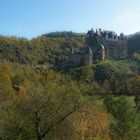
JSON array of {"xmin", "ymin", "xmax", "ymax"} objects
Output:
[{"xmin": 41, "ymin": 109, "xmax": 75, "ymax": 139}]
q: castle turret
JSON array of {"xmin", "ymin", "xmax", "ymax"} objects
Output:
[
  {"xmin": 99, "ymin": 44, "xmax": 105, "ymax": 60},
  {"xmin": 84, "ymin": 46, "xmax": 93, "ymax": 65}
]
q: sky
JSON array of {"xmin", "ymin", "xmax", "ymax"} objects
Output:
[{"xmin": 0, "ymin": 0, "xmax": 140, "ymax": 39}]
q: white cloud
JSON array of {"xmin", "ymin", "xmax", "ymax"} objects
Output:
[{"xmin": 109, "ymin": 9, "xmax": 140, "ymax": 34}]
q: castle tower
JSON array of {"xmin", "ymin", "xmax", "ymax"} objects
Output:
[
  {"xmin": 84, "ymin": 46, "xmax": 93, "ymax": 65},
  {"xmin": 100, "ymin": 44, "xmax": 105, "ymax": 60}
]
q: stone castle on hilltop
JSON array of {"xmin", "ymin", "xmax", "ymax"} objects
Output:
[{"xmin": 57, "ymin": 28, "xmax": 127, "ymax": 69}]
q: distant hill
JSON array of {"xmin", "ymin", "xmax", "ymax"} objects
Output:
[
  {"xmin": 43, "ymin": 31, "xmax": 85, "ymax": 38},
  {"xmin": 134, "ymin": 31, "xmax": 140, "ymax": 35},
  {"xmin": 0, "ymin": 32, "xmax": 85, "ymax": 66},
  {"xmin": 127, "ymin": 32, "xmax": 140, "ymax": 55}
]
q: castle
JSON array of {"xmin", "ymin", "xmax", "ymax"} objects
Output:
[{"xmin": 57, "ymin": 28, "xmax": 127, "ymax": 69}]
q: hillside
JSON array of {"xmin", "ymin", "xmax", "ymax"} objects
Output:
[
  {"xmin": 0, "ymin": 58, "xmax": 140, "ymax": 139},
  {"xmin": 0, "ymin": 32, "xmax": 85, "ymax": 66},
  {"xmin": 0, "ymin": 31, "xmax": 140, "ymax": 67},
  {"xmin": 0, "ymin": 31, "xmax": 140, "ymax": 140},
  {"xmin": 127, "ymin": 32, "xmax": 140, "ymax": 55}
]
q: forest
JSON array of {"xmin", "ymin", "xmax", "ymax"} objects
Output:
[{"xmin": 0, "ymin": 31, "xmax": 140, "ymax": 140}]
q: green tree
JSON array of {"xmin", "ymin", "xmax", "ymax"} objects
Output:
[
  {"xmin": 9, "ymin": 69, "xmax": 84, "ymax": 140},
  {"xmin": 104, "ymin": 96, "xmax": 140, "ymax": 140}
]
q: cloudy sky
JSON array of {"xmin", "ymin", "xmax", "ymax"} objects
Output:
[{"xmin": 0, "ymin": 0, "xmax": 140, "ymax": 38}]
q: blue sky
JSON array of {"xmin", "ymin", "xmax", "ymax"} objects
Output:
[{"xmin": 0, "ymin": 0, "xmax": 140, "ymax": 38}]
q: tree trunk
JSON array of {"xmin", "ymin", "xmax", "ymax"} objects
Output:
[
  {"xmin": 37, "ymin": 134, "xmax": 43, "ymax": 140},
  {"xmin": 134, "ymin": 95, "xmax": 140, "ymax": 110},
  {"xmin": 34, "ymin": 111, "xmax": 44, "ymax": 140}
]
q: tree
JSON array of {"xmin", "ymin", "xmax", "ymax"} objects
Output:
[
  {"xmin": 13, "ymin": 69, "xmax": 84, "ymax": 140},
  {"xmin": 74, "ymin": 99, "xmax": 111, "ymax": 140},
  {"xmin": 104, "ymin": 96, "xmax": 140, "ymax": 140}
]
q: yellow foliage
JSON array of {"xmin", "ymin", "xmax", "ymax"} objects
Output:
[{"xmin": 77, "ymin": 107, "xmax": 111, "ymax": 140}]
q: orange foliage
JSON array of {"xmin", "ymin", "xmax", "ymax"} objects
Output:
[
  {"xmin": 17, "ymin": 85, "xmax": 28, "ymax": 99},
  {"xmin": 77, "ymin": 107, "xmax": 111, "ymax": 140}
]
